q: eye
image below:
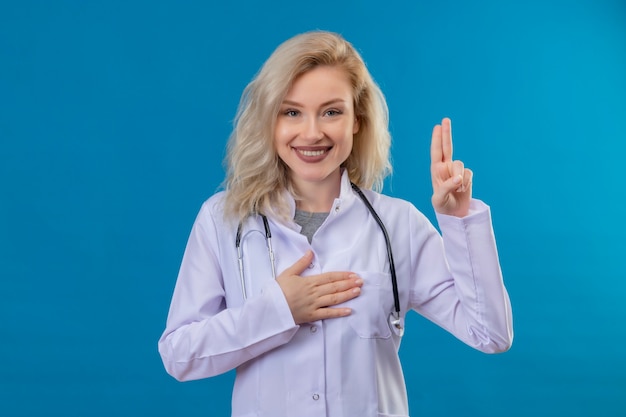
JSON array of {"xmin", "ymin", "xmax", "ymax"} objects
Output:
[
  {"xmin": 325, "ymin": 108, "xmax": 343, "ymax": 117},
  {"xmin": 282, "ymin": 109, "xmax": 300, "ymax": 117}
]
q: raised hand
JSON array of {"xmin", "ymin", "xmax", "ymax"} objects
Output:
[
  {"xmin": 430, "ymin": 118, "xmax": 473, "ymax": 217},
  {"xmin": 276, "ymin": 251, "xmax": 363, "ymax": 325}
]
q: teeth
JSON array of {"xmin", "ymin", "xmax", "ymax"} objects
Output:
[{"xmin": 299, "ymin": 149, "xmax": 325, "ymax": 157}]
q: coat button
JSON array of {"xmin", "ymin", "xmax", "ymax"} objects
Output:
[
  {"xmin": 312, "ymin": 393, "xmax": 320, "ymax": 401},
  {"xmin": 310, "ymin": 325, "xmax": 318, "ymax": 333}
]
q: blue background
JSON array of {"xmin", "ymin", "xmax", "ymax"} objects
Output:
[{"xmin": 1, "ymin": 1, "xmax": 625, "ymax": 416}]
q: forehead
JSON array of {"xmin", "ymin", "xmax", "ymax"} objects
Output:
[{"xmin": 284, "ymin": 66, "xmax": 353, "ymax": 102}]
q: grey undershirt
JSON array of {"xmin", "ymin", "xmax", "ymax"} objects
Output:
[{"xmin": 294, "ymin": 209, "xmax": 329, "ymax": 243}]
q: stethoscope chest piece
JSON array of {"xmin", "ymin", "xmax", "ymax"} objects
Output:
[{"xmin": 389, "ymin": 312, "xmax": 404, "ymax": 337}]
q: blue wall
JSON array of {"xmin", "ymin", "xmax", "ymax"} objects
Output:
[{"xmin": 1, "ymin": 1, "xmax": 625, "ymax": 416}]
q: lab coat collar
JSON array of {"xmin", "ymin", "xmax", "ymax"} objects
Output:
[
  {"xmin": 337, "ymin": 169, "xmax": 359, "ymax": 206},
  {"xmin": 282, "ymin": 170, "xmax": 358, "ymax": 227}
]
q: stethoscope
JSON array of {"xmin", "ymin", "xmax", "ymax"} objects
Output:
[{"xmin": 235, "ymin": 183, "xmax": 404, "ymax": 336}]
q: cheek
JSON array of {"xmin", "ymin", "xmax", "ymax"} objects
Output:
[
  {"xmin": 273, "ymin": 122, "xmax": 292, "ymax": 145},
  {"xmin": 340, "ymin": 124, "xmax": 356, "ymax": 146},
  {"xmin": 273, "ymin": 126, "xmax": 291, "ymax": 159}
]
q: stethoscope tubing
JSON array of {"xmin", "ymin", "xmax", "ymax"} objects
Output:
[
  {"xmin": 234, "ymin": 183, "xmax": 403, "ymax": 335},
  {"xmin": 349, "ymin": 183, "xmax": 401, "ymax": 320}
]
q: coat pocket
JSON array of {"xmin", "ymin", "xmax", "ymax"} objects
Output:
[{"xmin": 346, "ymin": 271, "xmax": 393, "ymax": 339}]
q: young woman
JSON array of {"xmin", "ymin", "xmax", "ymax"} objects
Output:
[{"xmin": 158, "ymin": 30, "xmax": 513, "ymax": 417}]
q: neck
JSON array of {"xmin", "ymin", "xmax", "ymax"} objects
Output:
[{"xmin": 293, "ymin": 171, "xmax": 341, "ymax": 213}]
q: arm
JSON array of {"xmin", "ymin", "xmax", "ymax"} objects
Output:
[
  {"xmin": 157, "ymin": 202, "xmax": 299, "ymax": 381},
  {"xmin": 408, "ymin": 118, "xmax": 513, "ymax": 352},
  {"xmin": 409, "ymin": 200, "xmax": 513, "ymax": 353}
]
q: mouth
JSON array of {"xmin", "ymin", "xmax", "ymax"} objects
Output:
[
  {"xmin": 298, "ymin": 149, "xmax": 327, "ymax": 157},
  {"xmin": 292, "ymin": 146, "xmax": 332, "ymax": 162}
]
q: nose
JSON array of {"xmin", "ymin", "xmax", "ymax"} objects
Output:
[{"xmin": 302, "ymin": 116, "xmax": 324, "ymax": 141}]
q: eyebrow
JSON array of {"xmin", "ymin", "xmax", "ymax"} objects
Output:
[{"xmin": 280, "ymin": 98, "xmax": 347, "ymax": 107}]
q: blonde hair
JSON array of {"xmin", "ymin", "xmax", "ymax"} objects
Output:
[{"xmin": 223, "ymin": 31, "xmax": 391, "ymax": 222}]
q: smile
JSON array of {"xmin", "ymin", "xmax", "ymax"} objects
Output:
[
  {"xmin": 292, "ymin": 146, "xmax": 332, "ymax": 163},
  {"xmin": 298, "ymin": 149, "xmax": 326, "ymax": 156}
]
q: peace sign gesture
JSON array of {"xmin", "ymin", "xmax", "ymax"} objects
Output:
[{"xmin": 430, "ymin": 118, "xmax": 473, "ymax": 217}]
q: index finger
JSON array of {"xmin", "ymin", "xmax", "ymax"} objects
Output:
[
  {"xmin": 430, "ymin": 123, "xmax": 443, "ymax": 164},
  {"xmin": 441, "ymin": 117, "xmax": 453, "ymax": 162},
  {"xmin": 315, "ymin": 271, "xmax": 359, "ymax": 285},
  {"xmin": 431, "ymin": 118, "xmax": 453, "ymax": 164}
]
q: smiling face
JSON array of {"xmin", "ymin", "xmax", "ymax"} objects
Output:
[{"xmin": 274, "ymin": 65, "xmax": 359, "ymax": 197}]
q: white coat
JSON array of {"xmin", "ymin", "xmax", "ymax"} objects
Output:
[{"xmin": 158, "ymin": 171, "xmax": 513, "ymax": 417}]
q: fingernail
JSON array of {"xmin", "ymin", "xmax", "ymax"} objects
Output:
[
  {"xmin": 453, "ymin": 175, "xmax": 462, "ymax": 184},
  {"xmin": 354, "ymin": 278, "xmax": 363, "ymax": 285},
  {"xmin": 352, "ymin": 287, "xmax": 361, "ymax": 294}
]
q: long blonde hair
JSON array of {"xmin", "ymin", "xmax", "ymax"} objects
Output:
[{"xmin": 223, "ymin": 31, "xmax": 391, "ymax": 222}]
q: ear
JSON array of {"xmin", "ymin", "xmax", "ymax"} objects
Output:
[{"xmin": 353, "ymin": 116, "xmax": 360, "ymax": 134}]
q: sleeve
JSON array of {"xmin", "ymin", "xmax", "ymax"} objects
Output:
[
  {"xmin": 408, "ymin": 199, "xmax": 513, "ymax": 353},
  {"xmin": 157, "ymin": 202, "xmax": 299, "ymax": 381}
]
